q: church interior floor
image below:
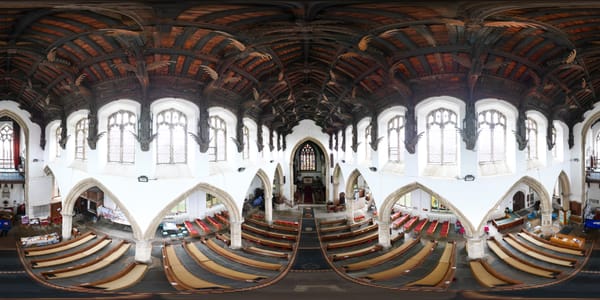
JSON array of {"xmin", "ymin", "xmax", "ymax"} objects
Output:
[{"xmin": 0, "ymin": 207, "xmax": 597, "ymax": 298}]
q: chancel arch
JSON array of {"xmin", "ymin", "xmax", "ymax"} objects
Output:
[{"xmin": 290, "ymin": 138, "xmax": 328, "ymax": 205}]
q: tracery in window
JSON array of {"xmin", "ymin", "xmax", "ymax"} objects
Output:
[
  {"xmin": 107, "ymin": 110, "xmax": 136, "ymax": 163},
  {"xmin": 208, "ymin": 116, "xmax": 226, "ymax": 162},
  {"xmin": 478, "ymin": 109, "xmax": 506, "ymax": 163},
  {"xmin": 387, "ymin": 115, "xmax": 405, "ymax": 162},
  {"xmin": 526, "ymin": 118, "xmax": 538, "ymax": 160},
  {"xmin": 299, "ymin": 143, "xmax": 316, "ymax": 171},
  {"xmin": 0, "ymin": 123, "xmax": 13, "ymax": 169},
  {"xmin": 242, "ymin": 126, "xmax": 250, "ymax": 160},
  {"xmin": 396, "ymin": 193, "xmax": 411, "ymax": 207},
  {"xmin": 156, "ymin": 109, "xmax": 187, "ymax": 164},
  {"xmin": 75, "ymin": 118, "xmax": 88, "ymax": 160},
  {"xmin": 427, "ymin": 108, "xmax": 457, "ymax": 164}
]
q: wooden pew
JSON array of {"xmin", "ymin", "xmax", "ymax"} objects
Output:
[
  {"xmin": 184, "ymin": 242, "xmax": 266, "ymax": 282},
  {"xmin": 273, "ymin": 219, "xmax": 299, "ymax": 228},
  {"xmin": 329, "ymin": 244, "xmax": 383, "ymax": 261},
  {"xmin": 504, "ymin": 235, "xmax": 575, "ymax": 267},
  {"xmin": 392, "ymin": 214, "xmax": 410, "ymax": 229},
  {"xmin": 403, "ymin": 216, "xmax": 419, "ymax": 231},
  {"xmin": 202, "ymin": 238, "xmax": 283, "ymax": 271},
  {"xmin": 426, "ymin": 220, "xmax": 439, "ymax": 235},
  {"xmin": 162, "ymin": 244, "xmax": 228, "ymax": 290},
  {"xmin": 390, "ymin": 211, "xmax": 402, "ymax": 221},
  {"xmin": 486, "ymin": 239, "xmax": 559, "ymax": 278},
  {"xmin": 517, "ymin": 230, "xmax": 584, "ymax": 256},
  {"xmin": 469, "ymin": 259, "xmax": 522, "ymax": 287},
  {"xmin": 80, "ymin": 262, "xmax": 148, "ymax": 291},
  {"xmin": 439, "ymin": 221, "xmax": 450, "ymax": 238},
  {"xmin": 343, "ymin": 236, "xmax": 418, "ymax": 272},
  {"xmin": 215, "ymin": 233, "xmax": 231, "ymax": 245},
  {"xmin": 184, "ymin": 220, "xmax": 200, "ymax": 237},
  {"xmin": 413, "ymin": 218, "xmax": 429, "ymax": 234},
  {"xmin": 206, "ymin": 216, "xmax": 222, "ymax": 231},
  {"xmin": 318, "ymin": 218, "xmax": 347, "ymax": 227},
  {"xmin": 406, "ymin": 242, "xmax": 455, "ymax": 287},
  {"xmin": 242, "ymin": 232, "xmax": 294, "ymax": 250},
  {"xmin": 242, "ymin": 223, "xmax": 298, "ymax": 241},
  {"xmin": 243, "ymin": 246, "xmax": 290, "ymax": 259},
  {"xmin": 31, "ymin": 236, "xmax": 111, "ymax": 268},
  {"xmin": 245, "ymin": 217, "xmax": 299, "ymax": 233},
  {"xmin": 321, "ymin": 223, "xmax": 378, "ymax": 241},
  {"xmin": 319, "ymin": 218, "xmax": 372, "ymax": 233},
  {"xmin": 195, "ymin": 218, "xmax": 211, "ymax": 234},
  {"xmin": 24, "ymin": 231, "xmax": 97, "ymax": 257},
  {"xmin": 215, "ymin": 213, "xmax": 230, "ymax": 226},
  {"xmin": 41, "ymin": 241, "xmax": 131, "ymax": 279},
  {"xmin": 362, "ymin": 240, "xmax": 437, "ymax": 281},
  {"xmin": 326, "ymin": 232, "xmax": 378, "ymax": 250}
]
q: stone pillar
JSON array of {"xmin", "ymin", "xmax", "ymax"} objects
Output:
[
  {"xmin": 134, "ymin": 239, "xmax": 153, "ymax": 263},
  {"xmin": 61, "ymin": 212, "xmax": 74, "ymax": 240},
  {"xmin": 541, "ymin": 210, "xmax": 553, "ymax": 237},
  {"xmin": 230, "ymin": 219, "xmax": 243, "ymax": 249},
  {"xmin": 377, "ymin": 220, "xmax": 392, "ymax": 249},
  {"xmin": 265, "ymin": 195, "xmax": 273, "ymax": 225},
  {"xmin": 466, "ymin": 234, "xmax": 486, "ymax": 259}
]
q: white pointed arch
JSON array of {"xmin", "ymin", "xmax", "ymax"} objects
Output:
[
  {"xmin": 143, "ymin": 182, "xmax": 240, "ymax": 240},
  {"xmin": 62, "ymin": 177, "xmax": 143, "ymax": 240},
  {"xmin": 288, "ymin": 137, "xmax": 330, "ymax": 203},
  {"xmin": 379, "ymin": 182, "xmax": 474, "ymax": 237}
]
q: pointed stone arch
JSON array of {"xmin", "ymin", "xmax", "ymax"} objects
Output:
[
  {"xmin": 556, "ymin": 171, "xmax": 571, "ymax": 211},
  {"xmin": 0, "ymin": 110, "xmax": 31, "ymax": 214},
  {"xmin": 332, "ymin": 164, "xmax": 345, "ymax": 203},
  {"xmin": 379, "ymin": 182, "xmax": 474, "ymax": 237},
  {"xmin": 345, "ymin": 168, "xmax": 364, "ymax": 198},
  {"xmin": 273, "ymin": 163, "xmax": 284, "ymax": 202},
  {"xmin": 289, "ymin": 137, "xmax": 329, "ymax": 204},
  {"xmin": 579, "ymin": 111, "xmax": 600, "ymax": 206},
  {"xmin": 143, "ymin": 182, "xmax": 240, "ymax": 240},
  {"xmin": 63, "ymin": 177, "xmax": 143, "ymax": 240},
  {"xmin": 479, "ymin": 176, "xmax": 551, "ymax": 234}
]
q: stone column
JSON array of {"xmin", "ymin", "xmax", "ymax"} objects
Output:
[
  {"xmin": 466, "ymin": 234, "xmax": 486, "ymax": 259},
  {"xmin": 134, "ymin": 239, "xmax": 153, "ymax": 263},
  {"xmin": 541, "ymin": 210, "xmax": 553, "ymax": 237},
  {"xmin": 229, "ymin": 219, "xmax": 243, "ymax": 249},
  {"xmin": 265, "ymin": 195, "xmax": 273, "ymax": 225},
  {"xmin": 377, "ymin": 220, "xmax": 392, "ymax": 249},
  {"xmin": 60, "ymin": 212, "xmax": 74, "ymax": 240}
]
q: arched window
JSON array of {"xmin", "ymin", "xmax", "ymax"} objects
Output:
[
  {"xmin": 208, "ymin": 116, "xmax": 226, "ymax": 162},
  {"xmin": 365, "ymin": 124, "xmax": 372, "ymax": 160},
  {"xmin": 55, "ymin": 127, "xmax": 62, "ymax": 158},
  {"xmin": 427, "ymin": 108, "xmax": 457, "ymax": 164},
  {"xmin": 156, "ymin": 109, "xmax": 187, "ymax": 164},
  {"xmin": 75, "ymin": 118, "xmax": 88, "ymax": 160},
  {"xmin": 107, "ymin": 110, "xmax": 136, "ymax": 163},
  {"xmin": 299, "ymin": 143, "xmax": 316, "ymax": 171},
  {"xmin": 478, "ymin": 109, "xmax": 506, "ymax": 163},
  {"xmin": 242, "ymin": 126, "xmax": 250, "ymax": 160},
  {"xmin": 396, "ymin": 193, "xmax": 411, "ymax": 207},
  {"xmin": 388, "ymin": 115, "xmax": 405, "ymax": 162},
  {"xmin": 0, "ymin": 123, "xmax": 13, "ymax": 169},
  {"xmin": 526, "ymin": 118, "xmax": 537, "ymax": 160}
]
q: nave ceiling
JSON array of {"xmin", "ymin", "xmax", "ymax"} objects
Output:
[{"xmin": 1, "ymin": 1, "xmax": 600, "ymax": 145}]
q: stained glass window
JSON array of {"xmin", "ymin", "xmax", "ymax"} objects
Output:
[
  {"xmin": 0, "ymin": 123, "xmax": 13, "ymax": 169},
  {"xmin": 299, "ymin": 143, "xmax": 316, "ymax": 171}
]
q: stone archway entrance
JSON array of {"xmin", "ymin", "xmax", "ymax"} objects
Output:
[{"xmin": 291, "ymin": 140, "xmax": 327, "ymax": 204}]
